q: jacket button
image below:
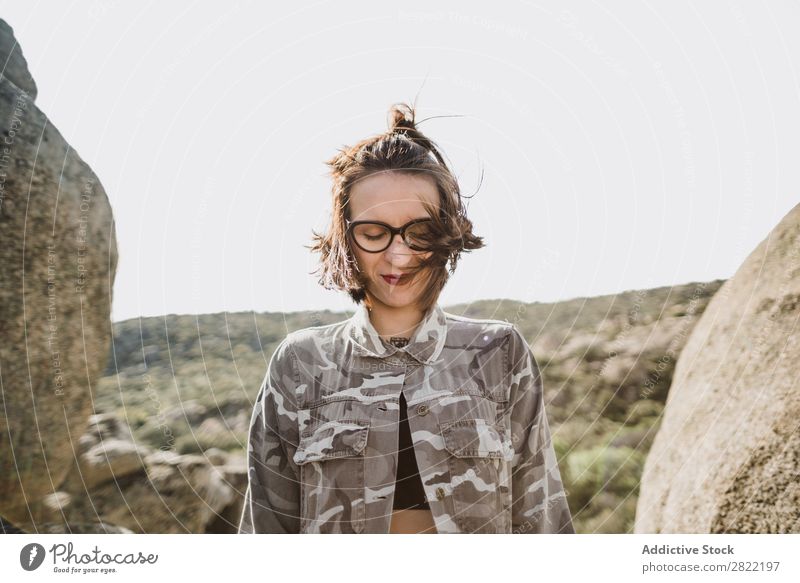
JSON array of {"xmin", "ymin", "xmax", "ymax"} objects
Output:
[
  {"xmin": 416, "ymin": 404, "xmax": 429, "ymax": 416},
  {"xmin": 435, "ymin": 487, "xmax": 446, "ymax": 500}
]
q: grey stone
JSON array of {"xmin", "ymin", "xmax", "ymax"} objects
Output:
[
  {"xmin": 636, "ymin": 203, "xmax": 800, "ymax": 533},
  {"xmin": 0, "ymin": 18, "xmax": 118, "ymax": 529}
]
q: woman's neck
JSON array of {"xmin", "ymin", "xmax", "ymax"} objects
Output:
[{"xmin": 367, "ymin": 302, "xmax": 425, "ymax": 343}]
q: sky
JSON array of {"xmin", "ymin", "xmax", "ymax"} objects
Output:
[{"xmin": 2, "ymin": 0, "xmax": 798, "ymax": 322}]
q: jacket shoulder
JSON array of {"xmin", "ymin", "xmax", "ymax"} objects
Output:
[
  {"xmin": 278, "ymin": 314, "xmax": 352, "ymax": 362},
  {"xmin": 443, "ymin": 310, "xmax": 516, "ymax": 340},
  {"xmin": 261, "ymin": 319, "xmax": 347, "ymax": 397}
]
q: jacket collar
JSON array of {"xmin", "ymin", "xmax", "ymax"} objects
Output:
[{"xmin": 348, "ymin": 301, "xmax": 447, "ymax": 365}]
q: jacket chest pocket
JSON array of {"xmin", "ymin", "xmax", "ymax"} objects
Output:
[
  {"xmin": 440, "ymin": 418, "xmax": 514, "ymax": 533},
  {"xmin": 292, "ymin": 419, "xmax": 370, "ymax": 533}
]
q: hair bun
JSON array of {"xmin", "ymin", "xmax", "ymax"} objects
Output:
[{"xmin": 387, "ymin": 102, "xmax": 417, "ymax": 134}]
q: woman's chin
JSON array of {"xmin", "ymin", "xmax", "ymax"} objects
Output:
[
  {"xmin": 379, "ymin": 296, "xmax": 416, "ymax": 309},
  {"xmin": 370, "ymin": 286, "xmax": 419, "ymax": 309}
]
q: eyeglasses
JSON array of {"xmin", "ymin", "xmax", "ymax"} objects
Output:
[{"xmin": 346, "ymin": 217, "xmax": 436, "ymax": 253}]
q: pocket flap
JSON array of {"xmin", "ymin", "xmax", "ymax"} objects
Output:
[
  {"xmin": 293, "ymin": 420, "xmax": 370, "ymax": 465},
  {"xmin": 440, "ymin": 419, "xmax": 514, "ymax": 460}
]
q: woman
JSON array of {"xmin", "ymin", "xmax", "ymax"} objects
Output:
[{"xmin": 238, "ymin": 102, "xmax": 574, "ymax": 534}]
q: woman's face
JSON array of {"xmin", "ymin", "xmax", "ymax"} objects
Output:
[{"xmin": 348, "ymin": 171, "xmax": 439, "ymax": 310}]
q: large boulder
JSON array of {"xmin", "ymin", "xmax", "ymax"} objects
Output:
[
  {"xmin": 635, "ymin": 203, "xmax": 800, "ymax": 533},
  {"xmin": 0, "ymin": 19, "xmax": 118, "ymax": 530}
]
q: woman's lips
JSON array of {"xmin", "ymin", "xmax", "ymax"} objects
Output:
[{"xmin": 381, "ymin": 273, "xmax": 411, "ymax": 286}]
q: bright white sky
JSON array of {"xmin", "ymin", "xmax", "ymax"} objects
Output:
[{"xmin": 3, "ymin": 1, "xmax": 799, "ymax": 322}]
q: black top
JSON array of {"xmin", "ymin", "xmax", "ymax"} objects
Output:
[
  {"xmin": 392, "ymin": 391, "xmax": 430, "ymax": 510},
  {"xmin": 384, "ymin": 335, "xmax": 429, "ymax": 511}
]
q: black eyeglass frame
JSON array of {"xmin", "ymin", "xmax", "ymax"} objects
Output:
[{"xmin": 345, "ymin": 217, "xmax": 435, "ymax": 253}]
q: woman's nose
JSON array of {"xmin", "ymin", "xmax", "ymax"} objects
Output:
[{"xmin": 383, "ymin": 232, "xmax": 414, "ymax": 262}]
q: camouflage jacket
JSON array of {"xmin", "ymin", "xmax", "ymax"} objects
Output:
[{"xmin": 238, "ymin": 302, "xmax": 575, "ymax": 534}]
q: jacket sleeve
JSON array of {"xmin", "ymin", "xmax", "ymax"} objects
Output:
[
  {"xmin": 506, "ymin": 326, "xmax": 575, "ymax": 534},
  {"xmin": 237, "ymin": 337, "xmax": 302, "ymax": 533}
]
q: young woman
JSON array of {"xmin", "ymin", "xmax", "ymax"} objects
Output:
[{"xmin": 238, "ymin": 102, "xmax": 575, "ymax": 534}]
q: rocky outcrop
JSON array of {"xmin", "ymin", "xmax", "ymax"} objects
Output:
[
  {"xmin": 11, "ymin": 413, "xmax": 247, "ymax": 533},
  {"xmin": 0, "ymin": 18, "xmax": 118, "ymax": 530},
  {"xmin": 635, "ymin": 203, "xmax": 800, "ymax": 533}
]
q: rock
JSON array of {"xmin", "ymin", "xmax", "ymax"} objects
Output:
[
  {"xmin": 197, "ymin": 417, "xmax": 226, "ymax": 438},
  {"xmin": 0, "ymin": 20, "xmax": 36, "ymax": 98},
  {"xmin": 79, "ymin": 439, "xmax": 151, "ymax": 490},
  {"xmin": 84, "ymin": 451, "xmax": 242, "ymax": 533},
  {"xmin": 69, "ymin": 413, "xmax": 149, "ymax": 491},
  {"xmin": 203, "ymin": 447, "xmax": 233, "ymax": 466},
  {"xmin": 204, "ymin": 461, "xmax": 248, "ymax": 533},
  {"xmin": 86, "ymin": 412, "xmax": 136, "ymax": 442},
  {"xmin": 164, "ymin": 399, "xmax": 208, "ymax": 425},
  {"xmin": 0, "ymin": 18, "xmax": 118, "ymax": 529},
  {"xmin": 635, "ymin": 203, "xmax": 800, "ymax": 533},
  {"xmin": 10, "ymin": 427, "xmax": 247, "ymax": 533}
]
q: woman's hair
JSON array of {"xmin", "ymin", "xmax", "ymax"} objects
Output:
[{"xmin": 307, "ymin": 102, "xmax": 485, "ymax": 314}]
